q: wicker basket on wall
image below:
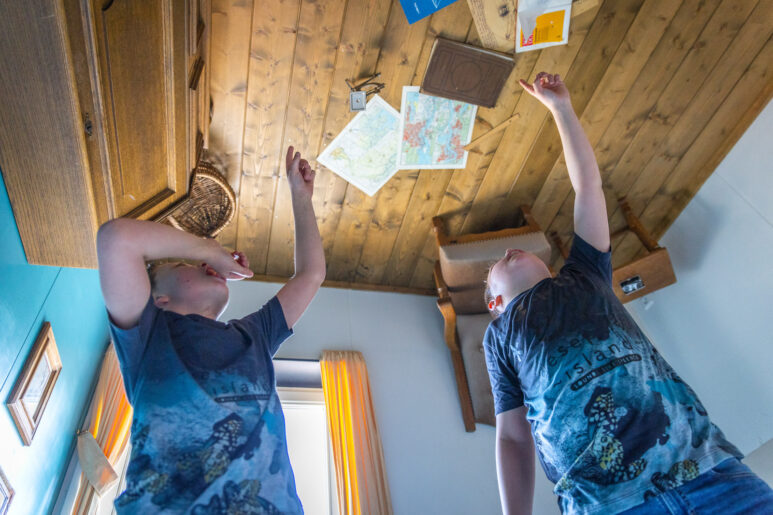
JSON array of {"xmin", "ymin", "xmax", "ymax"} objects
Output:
[{"xmin": 154, "ymin": 162, "xmax": 236, "ymax": 238}]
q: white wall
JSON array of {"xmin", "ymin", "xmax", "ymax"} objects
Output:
[
  {"xmin": 626, "ymin": 99, "xmax": 773, "ymax": 458},
  {"xmin": 746, "ymin": 439, "xmax": 773, "ymax": 487},
  {"xmin": 221, "ymin": 282, "xmax": 559, "ymax": 515}
]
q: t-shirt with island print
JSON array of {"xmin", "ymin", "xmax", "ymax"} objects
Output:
[
  {"xmin": 483, "ymin": 234, "xmax": 742, "ymax": 514},
  {"xmin": 109, "ymin": 296, "xmax": 302, "ymax": 514}
]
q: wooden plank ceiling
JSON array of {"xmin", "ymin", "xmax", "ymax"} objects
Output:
[{"xmin": 208, "ymin": 0, "xmax": 773, "ymax": 294}]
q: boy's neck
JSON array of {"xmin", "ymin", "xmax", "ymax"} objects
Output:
[
  {"xmin": 505, "ymin": 272, "xmax": 551, "ymax": 306},
  {"xmin": 158, "ymin": 300, "xmax": 220, "ymax": 320}
]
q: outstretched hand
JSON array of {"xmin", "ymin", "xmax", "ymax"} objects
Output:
[
  {"xmin": 286, "ymin": 146, "xmax": 316, "ymax": 200},
  {"xmin": 519, "ymin": 72, "xmax": 571, "ymax": 113}
]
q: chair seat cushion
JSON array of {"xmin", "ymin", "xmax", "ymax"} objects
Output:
[
  {"xmin": 440, "ymin": 231, "xmax": 552, "ymax": 314},
  {"xmin": 456, "ymin": 313, "xmax": 497, "ymax": 427}
]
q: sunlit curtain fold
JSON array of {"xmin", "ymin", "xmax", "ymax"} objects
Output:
[
  {"xmin": 320, "ymin": 350, "xmax": 392, "ymax": 515},
  {"xmin": 71, "ymin": 343, "xmax": 133, "ymax": 514}
]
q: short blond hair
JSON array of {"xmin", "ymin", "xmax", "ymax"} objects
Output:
[{"xmin": 146, "ymin": 259, "xmax": 174, "ymax": 293}]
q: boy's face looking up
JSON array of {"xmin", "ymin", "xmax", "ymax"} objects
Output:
[
  {"xmin": 150, "ymin": 261, "xmax": 230, "ymax": 319},
  {"xmin": 487, "ymin": 249, "xmax": 551, "ymax": 315}
]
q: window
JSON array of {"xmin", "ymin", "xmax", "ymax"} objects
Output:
[{"xmin": 277, "ymin": 386, "xmax": 337, "ymax": 515}]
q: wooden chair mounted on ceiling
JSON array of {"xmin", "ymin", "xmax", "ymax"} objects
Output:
[
  {"xmin": 153, "ymin": 161, "xmax": 236, "ymax": 238},
  {"xmin": 432, "ymin": 206, "xmax": 552, "ymax": 432},
  {"xmin": 552, "ymin": 197, "xmax": 677, "ymax": 304}
]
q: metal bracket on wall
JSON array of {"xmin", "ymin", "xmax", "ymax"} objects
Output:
[{"xmin": 346, "ymin": 73, "xmax": 385, "ymax": 112}]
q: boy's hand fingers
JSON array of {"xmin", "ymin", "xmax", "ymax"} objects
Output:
[
  {"xmin": 519, "ymin": 79, "xmax": 535, "ymax": 95},
  {"xmin": 235, "ymin": 260, "xmax": 253, "ymax": 277},
  {"xmin": 232, "ymin": 250, "xmax": 250, "ymax": 270},
  {"xmin": 286, "ymin": 147, "xmax": 301, "ymax": 170},
  {"xmin": 299, "ymin": 160, "xmax": 315, "ymax": 181},
  {"xmin": 228, "ymin": 266, "xmax": 253, "ymax": 279},
  {"xmin": 533, "ymin": 78, "xmax": 544, "ymax": 95},
  {"xmin": 286, "ymin": 146, "xmax": 294, "ymax": 168},
  {"xmin": 227, "ymin": 271, "xmax": 249, "ymax": 281}
]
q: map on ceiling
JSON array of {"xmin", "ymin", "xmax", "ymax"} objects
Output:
[
  {"xmin": 398, "ymin": 86, "xmax": 477, "ymax": 170},
  {"xmin": 316, "ymin": 95, "xmax": 401, "ymax": 196}
]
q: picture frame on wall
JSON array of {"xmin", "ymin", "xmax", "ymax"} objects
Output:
[
  {"xmin": 0, "ymin": 466, "xmax": 13, "ymax": 515},
  {"xmin": 6, "ymin": 322, "xmax": 62, "ymax": 446}
]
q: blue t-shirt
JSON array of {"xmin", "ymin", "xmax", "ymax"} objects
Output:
[
  {"xmin": 483, "ymin": 234, "xmax": 742, "ymax": 514},
  {"xmin": 109, "ymin": 296, "xmax": 303, "ymax": 514}
]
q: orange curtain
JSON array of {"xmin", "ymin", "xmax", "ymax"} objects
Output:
[
  {"xmin": 320, "ymin": 351, "xmax": 392, "ymax": 515},
  {"xmin": 71, "ymin": 343, "xmax": 133, "ymax": 513}
]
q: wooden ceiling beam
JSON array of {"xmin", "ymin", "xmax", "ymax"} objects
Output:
[
  {"xmin": 529, "ymin": 0, "xmax": 683, "ymax": 231},
  {"xmin": 207, "ymin": 0, "xmax": 772, "ymax": 290},
  {"xmin": 452, "ymin": 0, "xmax": 609, "ymax": 237},
  {"xmin": 603, "ymin": 0, "xmax": 762, "ymax": 265},
  {"xmin": 544, "ymin": 0, "xmax": 725, "ymax": 264},
  {"xmin": 264, "ymin": 0, "xmax": 349, "ymax": 277},
  {"xmin": 325, "ymin": 0, "xmax": 435, "ymax": 282},
  {"xmin": 209, "ymin": 0, "xmax": 255, "ymax": 249},
  {"xmin": 242, "ymin": 273, "xmax": 435, "ymax": 296},
  {"xmin": 405, "ymin": 47, "xmax": 542, "ymax": 289},
  {"xmin": 612, "ymin": 0, "xmax": 772, "ymax": 266},
  {"xmin": 613, "ymin": 35, "xmax": 773, "ymax": 267},
  {"xmin": 353, "ymin": 0, "xmax": 474, "ymax": 285},
  {"xmin": 312, "ymin": 0, "xmax": 394, "ymax": 269},
  {"xmin": 234, "ymin": 0, "xmax": 302, "ymax": 275},
  {"xmin": 496, "ymin": 0, "xmax": 647, "ymax": 233}
]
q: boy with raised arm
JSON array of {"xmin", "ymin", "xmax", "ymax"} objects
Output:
[
  {"xmin": 483, "ymin": 73, "xmax": 773, "ymax": 514},
  {"xmin": 97, "ymin": 147, "xmax": 323, "ymax": 513}
]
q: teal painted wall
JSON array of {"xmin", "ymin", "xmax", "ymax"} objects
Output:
[{"xmin": 0, "ymin": 169, "xmax": 109, "ymax": 515}]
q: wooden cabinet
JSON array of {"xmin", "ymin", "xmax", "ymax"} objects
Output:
[{"xmin": 0, "ymin": 0, "xmax": 210, "ymax": 268}]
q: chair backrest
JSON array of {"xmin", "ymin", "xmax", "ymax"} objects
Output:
[
  {"xmin": 455, "ymin": 312, "xmax": 498, "ymax": 425},
  {"xmin": 432, "ymin": 209, "xmax": 552, "ymax": 429},
  {"xmin": 438, "ymin": 229, "xmax": 552, "ymax": 314}
]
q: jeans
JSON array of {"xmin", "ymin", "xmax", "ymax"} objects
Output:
[{"xmin": 620, "ymin": 458, "xmax": 773, "ymax": 514}]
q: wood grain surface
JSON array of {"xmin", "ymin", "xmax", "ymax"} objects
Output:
[{"xmin": 205, "ymin": 0, "xmax": 773, "ymax": 290}]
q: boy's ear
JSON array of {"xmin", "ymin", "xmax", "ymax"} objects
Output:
[
  {"xmin": 153, "ymin": 295, "xmax": 170, "ymax": 309},
  {"xmin": 488, "ymin": 295, "xmax": 505, "ymax": 314}
]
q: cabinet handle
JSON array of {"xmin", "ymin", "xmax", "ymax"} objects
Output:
[
  {"xmin": 189, "ymin": 57, "xmax": 204, "ymax": 91},
  {"xmin": 195, "ymin": 130, "xmax": 204, "ymax": 163},
  {"xmin": 84, "ymin": 113, "xmax": 93, "ymax": 137},
  {"xmin": 196, "ymin": 17, "xmax": 205, "ymax": 48}
]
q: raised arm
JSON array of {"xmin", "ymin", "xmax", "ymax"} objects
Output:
[
  {"xmin": 520, "ymin": 73, "xmax": 610, "ymax": 252},
  {"xmin": 496, "ymin": 406, "xmax": 536, "ymax": 515},
  {"xmin": 276, "ymin": 146, "xmax": 326, "ymax": 329},
  {"xmin": 97, "ymin": 219, "xmax": 253, "ymax": 329}
]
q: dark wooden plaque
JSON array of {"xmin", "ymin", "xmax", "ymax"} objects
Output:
[{"xmin": 421, "ymin": 38, "xmax": 515, "ymax": 108}]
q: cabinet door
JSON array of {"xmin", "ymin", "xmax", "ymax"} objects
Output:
[{"xmin": 90, "ymin": 0, "xmax": 189, "ymax": 219}]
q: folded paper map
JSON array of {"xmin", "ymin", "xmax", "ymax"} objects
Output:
[
  {"xmin": 317, "ymin": 95, "xmax": 401, "ymax": 196},
  {"xmin": 398, "ymin": 86, "xmax": 477, "ymax": 170}
]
